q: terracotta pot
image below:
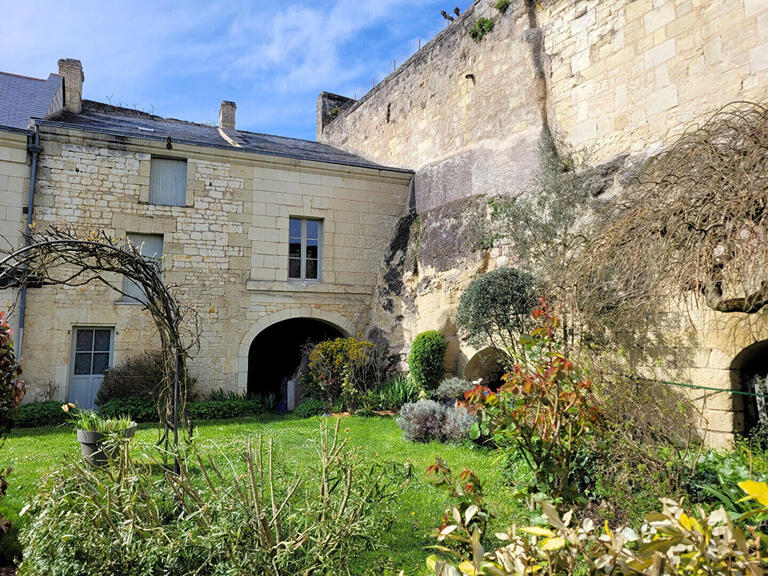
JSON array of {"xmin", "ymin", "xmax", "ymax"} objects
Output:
[{"xmin": 76, "ymin": 424, "xmax": 136, "ymax": 467}]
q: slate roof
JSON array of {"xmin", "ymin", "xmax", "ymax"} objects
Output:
[
  {"xmin": 0, "ymin": 72, "xmax": 62, "ymax": 130},
  {"xmin": 40, "ymin": 100, "xmax": 410, "ymax": 173}
]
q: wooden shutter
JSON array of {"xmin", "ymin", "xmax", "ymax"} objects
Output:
[{"xmin": 149, "ymin": 158, "xmax": 187, "ymax": 206}]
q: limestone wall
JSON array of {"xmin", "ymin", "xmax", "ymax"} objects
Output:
[
  {"xmin": 320, "ymin": 0, "xmax": 543, "ymax": 212},
  {"xmin": 18, "ymin": 125, "xmax": 410, "ymax": 402},
  {"xmin": 0, "ymin": 129, "xmax": 28, "ymax": 325},
  {"xmin": 540, "ymin": 0, "xmax": 768, "ymax": 162},
  {"xmin": 318, "ymin": 0, "xmax": 768, "ymax": 444}
]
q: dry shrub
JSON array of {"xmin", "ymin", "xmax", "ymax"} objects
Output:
[{"xmin": 574, "ymin": 102, "xmax": 768, "ymax": 331}]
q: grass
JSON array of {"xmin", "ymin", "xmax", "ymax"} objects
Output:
[{"xmin": 0, "ymin": 414, "xmax": 528, "ymax": 574}]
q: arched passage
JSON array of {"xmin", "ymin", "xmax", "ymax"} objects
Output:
[
  {"xmin": 463, "ymin": 348, "xmax": 506, "ymax": 389},
  {"xmin": 730, "ymin": 339, "xmax": 768, "ymax": 434},
  {"xmin": 247, "ymin": 318, "xmax": 345, "ymax": 405}
]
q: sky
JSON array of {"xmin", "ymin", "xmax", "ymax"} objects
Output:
[{"xmin": 0, "ymin": 0, "xmax": 472, "ymax": 141}]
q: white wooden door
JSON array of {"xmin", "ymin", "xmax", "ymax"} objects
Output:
[{"xmin": 68, "ymin": 327, "xmax": 114, "ymax": 410}]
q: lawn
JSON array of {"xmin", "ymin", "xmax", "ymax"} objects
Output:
[{"xmin": 1, "ymin": 414, "xmax": 524, "ymax": 574}]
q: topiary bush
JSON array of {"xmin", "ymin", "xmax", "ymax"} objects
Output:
[
  {"xmin": 408, "ymin": 331, "xmax": 446, "ymax": 391},
  {"xmin": 293, "ymin": 398, "xmax": 327, "ymax": 418},
  {"xmin": 434, "ymin": 377, "xmax": 474, "ymax": 402},
  {"xmin": 397, "ymin": 399, "xmax": 475, "ymax": 443},
  {"xmin": 455, "ymin": 267, "xmax": 538, "ymax": 366}
]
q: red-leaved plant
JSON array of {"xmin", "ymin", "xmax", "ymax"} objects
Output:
[
  {"xmin": 467, "ymin": 299, "xmax": 600, "ymax": 498},
  {"xmin": 0, "ymin": 310, "xmax": 24, "ymax": 535}
]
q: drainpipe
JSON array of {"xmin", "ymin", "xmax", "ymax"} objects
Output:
[{"xmin": 16, "ymin": 124, "xmax": 42, "ymax": 354}]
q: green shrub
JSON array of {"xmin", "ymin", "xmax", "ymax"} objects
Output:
[
  {"xmin": 304, "ymin": 336, "xmax": 375, "ymax": 409},
  {"xmin": 99, "ymin": 397, "xmax": 265, "ymax": 423},
  {"xmin": 495, "ymin": 0, "xmax": 511, "ymax": 13},
  {"xmin": 468, "ymin": 17, "xmax": 494, "ymax": 42},
  {"xmin": 397, "ymin": 400, "xmax": 475, "ymax": 443},
  {"xmin": 467, "ymin": 300, "xmax": 600, "ymax": 499},
  {"xmin": 20, "ymin": 420, "xmax": 397, "ymax": 576},
  {"xmin": 98, "ymin": 397, "xmax": 156, "ymax": 422},
  {"xmin": 14, "ymin": 401, "xmax": 68, "ymax": 428},
  {"xmin": 293, "ymin": 398, "xmax": 327, "ymax": 418},
  {"xmin": 408, "ymin": 331, "xmax": 446, "ymax": 391},
  {"xmin": 95, "ymin": 351, "xmax": 164, "ymax": 405},
  {"xmin": 361, "ymin": 375, "xmax": 422, "ymax": 412},
  {"xmin": 427, "ymin": 480, "xmax": 768, "ymax": 576},
  {"xmin": 434, "ymin": 377, "xmax": 474, "ymax": 402},
  {"xmin": 187, "ymin": 399, "xmax": 264, "ymax": 421},
  {"xmin": 455, "ymin": 267, "xmax": 538, "ymax": 365}
]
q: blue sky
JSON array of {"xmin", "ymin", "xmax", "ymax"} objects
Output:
[{"xmin": 0, "ymin": 1, "xmax": 472, "ymax": 141}]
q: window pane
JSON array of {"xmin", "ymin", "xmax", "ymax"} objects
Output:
[
  {"xmin": 289, "ymin": 241, "xmax": 301, "ymax": 258},
  {"xmin": 76, "ymin": 330, "xmax": 93, "ymax": 352},
  {"xmin": 306, "ymin": 244, "xmax": 318, "ymax": 259},
  {"xmin": 92, "ymin": 353, "xmax": 110, "ymax": 375},
  {"xmin": 288, "ymin": 258, "xmax": 301, "ymax": 279},
  {"xmin": 149, "ymin": 158, "xmax": 187, "ymax": 206},
  {"xmin": 306, "ymin": 220, "xmax": 319, "ymax": 239},
  {"xmin": 289, "ymin": 218, "xmax": 301, "ymax": 238},
  {"xmin": 305, "ymin": 259, "xmax": 318, "ymax": 279},
  {"xmin": 93, "ymin": 330, "xmax": 111, "ymax": 352},
  {"xmin": 74, "ymin": 353, "xmax": 92, "ymax": 375}
]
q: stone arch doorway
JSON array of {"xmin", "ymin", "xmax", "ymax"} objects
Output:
[
  {"xmin": 247, "ymin": 318, "xmax": 345, "ymax": 405},
  {"xmin": 730, "ymin": 339, "xmax": 768, "ymax": 434},
  {"xmin": 463, "ymin": 348, "xmax": 506, "ymax": 389}
]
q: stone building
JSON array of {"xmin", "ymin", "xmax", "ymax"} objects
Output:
[
  {"xmin": 0, "ymin": 59, "xmax": 412, "ymax": 409},
  {"xmin": 2, "ymin": 0, "xmax": 768, "ymax": 443},
  {"xmin": 317, "ymin": 0, "xmax": 768, "ymax": 444}
]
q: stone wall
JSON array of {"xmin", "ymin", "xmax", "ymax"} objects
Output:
[
  {"xmin": 539, "ymin": 0, "xmax": 768, "ymax": 162},
  {"xmin": 320, "ymin": 0, "xmax": 543, "ymax": 212},
  {"xmin": 18, "ymin": 125, "xmax": 410, "ymax": 402},
  {"xmin": 0, "ymin": 128, "xmax": 28, "ymax": 321},
  {"xmin": 318, "ymin": 0, "xmax": 768, "ymax": 444}
]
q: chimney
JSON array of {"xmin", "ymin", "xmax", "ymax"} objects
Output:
[
  {"xmin": 219, "ymin": 101, "xmax": 236, "ymax": 130},
  {"xmin": 58, "ymin": 58, "xmax": 84, "ymax": 114}
]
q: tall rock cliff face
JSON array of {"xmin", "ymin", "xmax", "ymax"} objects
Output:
[{"xmin": 319, "ymin": 0, "xmax": 768, "ymax": 443}]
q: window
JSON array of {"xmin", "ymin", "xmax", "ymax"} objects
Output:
[
  {"xmin": 122, "ymin": 233, "xmax": 163, "ymax": 302},
  {"xmin": 149, "ymin": 157, "xmax": 187, "ymax": 206},
  {"xmin": 288, "ymin": 218, "xmax": 321, "ymax": 281}
]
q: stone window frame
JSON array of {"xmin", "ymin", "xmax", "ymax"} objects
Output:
[
  {"xmin": 288, "ymin": 217, "xmax": 323, "ymax": 282},
  {"xmin": 139, "ymin": 155, "xmax": 194, "ymax": 207}
]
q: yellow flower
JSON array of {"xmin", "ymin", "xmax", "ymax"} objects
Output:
[{"xmin": 61, "ymin": 404, "xmax": 69, "ymax": 413}]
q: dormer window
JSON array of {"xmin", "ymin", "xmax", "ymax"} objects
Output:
[{"xmin": 149, "ymin": 157, "xmax": 187, "ymax": 206}]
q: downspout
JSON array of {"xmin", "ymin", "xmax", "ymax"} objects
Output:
[{"xmin": 16, "ymin": 124, "xmax": 42, "ymax": 354}]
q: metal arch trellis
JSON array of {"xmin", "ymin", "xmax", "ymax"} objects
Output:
[{"xmin": 0, "ymin": 225, "xmax": 201, "ymax": 457}]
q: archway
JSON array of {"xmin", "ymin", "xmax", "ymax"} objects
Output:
[
  {"xmin": 463, "ymin": 348, "xmax": 506, "ymax": 389},
  {"xmin": 247, "ymin": 318, "xmax": 344, "ymax": 406},
  {"xmin": 730, "ymin": 339, "xmax": 768, "ymax": 434}
]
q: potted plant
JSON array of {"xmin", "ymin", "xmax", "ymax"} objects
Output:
[{"xmin": 62, "ymin": 403, "xmax": 136, "ymax": 466}]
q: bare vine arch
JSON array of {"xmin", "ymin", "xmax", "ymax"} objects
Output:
[{"xmin": 0, "ymin": 226, "xmax": 200, "ymax": 446}]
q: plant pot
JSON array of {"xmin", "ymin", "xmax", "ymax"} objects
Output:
[{"xmin": 76, "ymin": 424, "xmax": 136, "ymax": 467}]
